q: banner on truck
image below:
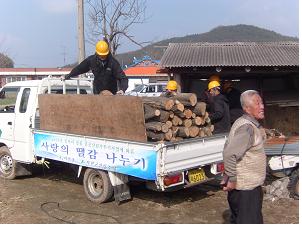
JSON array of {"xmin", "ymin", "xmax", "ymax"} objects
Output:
[{"xmin": 34, "ymin": 132, "xmax": 157, "ymax": 180}]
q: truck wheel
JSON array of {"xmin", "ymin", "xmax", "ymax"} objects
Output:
[
  {"xmin": 288, "ymin": 169, "xmax": 299, "ymax": 199},
  {"xmin": 0, "ymin": 146, "xmax": 16, "ymax": 180},
  {"xmin": 83, "ymin": 168, "xmax": 113, "ymax": 203}
]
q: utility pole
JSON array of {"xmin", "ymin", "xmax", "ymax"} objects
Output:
[{"xmin": 78, "ymin": 0, "xmax": 85, "ymax": 63}]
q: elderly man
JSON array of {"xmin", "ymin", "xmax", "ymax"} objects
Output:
[{"xmin": 222, "ymin": 90, "xmax": 267, "ymax": 224}]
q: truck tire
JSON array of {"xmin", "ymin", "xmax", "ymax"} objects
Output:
[
  {"xmin": 288, "ymin": 169, "xmax": 299, "ymax": 199},
  {"xmin": 83, "ymin": 168, "xmax": 113, "ymax": 203},
  {"xmin": 0, "ymin": 146, "xmax": 16, "ymax": 180}
]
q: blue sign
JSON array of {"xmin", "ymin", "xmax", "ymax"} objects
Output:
[{"xmin": 34, "ymin": 132, "xmax": 157, "ymax": 180}]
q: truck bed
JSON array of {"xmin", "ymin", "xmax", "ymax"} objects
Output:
[{"xmin": 33, "ymin": 130, "xmax": 227, "ymax": 181}]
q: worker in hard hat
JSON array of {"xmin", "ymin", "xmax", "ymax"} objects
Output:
[
  {"xmin": 200, "ymin": 75, "xmax": 221, "ymax": 112},
  {"xmin": 207, "ymin": 80, "xmax": 231, "ymax": 134},
  {"xmin": 161, "ymin": 80, "xmax": 178, "ymax": 97},
  {"xmin": 222, "ymin": 81, "xmax": 244, "ymax": 124},
  {"xmin": 63, "ymin": 40, "xmax": 128, "ymax": 95}
]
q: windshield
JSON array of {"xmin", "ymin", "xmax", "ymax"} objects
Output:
[{"xmin": 132, "ymin": 84, "xmax": 146, "ymax": 92}]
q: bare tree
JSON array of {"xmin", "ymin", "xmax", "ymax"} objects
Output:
[
  {"xmin": 86, "ymin": 0, "xmax": 148, "ymax": 55},
  {"xmin": 0, "ymin": 53, "xmax": 14, "ymax": 68}
]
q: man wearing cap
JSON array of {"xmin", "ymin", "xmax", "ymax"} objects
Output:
[
  {"xmin": 207, "ymin": 80, "xmax": 231, "ymax": 134},
  {"xmin": 64, "ymin": 40, "xmax": 128, "ymax": 95}
]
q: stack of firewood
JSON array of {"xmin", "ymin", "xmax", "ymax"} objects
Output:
[
  {"xmin": 142, "ymin": 93, "xmax": 214, "ymax": 142},
  {"xmin": 265, "ymin": 128, "xmax": 285, "ymax": 139}
]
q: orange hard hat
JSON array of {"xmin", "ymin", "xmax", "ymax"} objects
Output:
[{"xmin": 209, "ymin": 75, "xmax": 220, "ymax": 82}]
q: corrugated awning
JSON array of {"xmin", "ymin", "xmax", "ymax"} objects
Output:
[{"xmin": 159, "ymin": 42, "xmax": 299, "ymax": 68}]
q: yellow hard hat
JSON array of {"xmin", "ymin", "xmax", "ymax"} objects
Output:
[
  {"xmin": 208, "ymin": 80, "xmax": 221, "ymax": 91},
  {"xmin": 95, "ymin": 40, "xmax": 109, "ymax": 56},
  {"xmin": 209, "ymin": 74, "xmax": 220, "ymax": 82},
  {"xmin": 166, "ymin": 80, "xmax": 177, "ymax": 90}
]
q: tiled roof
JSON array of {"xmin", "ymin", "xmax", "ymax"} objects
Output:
[
  {"xmin": 160, "ymin": 42, "xmax": 299, "ymax": 68},
  {"xmin": 0, "ymin": 67, "xmax": 72, "ymax": 75},
  {"xmin": 124, "ymin": 66, "xmax": 160, "ymax": 76}
]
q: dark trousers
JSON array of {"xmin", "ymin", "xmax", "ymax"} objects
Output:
[{"xmin": 227, "ymin": 186, "xmax": 264, "ymax": 224}]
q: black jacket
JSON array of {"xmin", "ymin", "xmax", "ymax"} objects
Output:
[
  {"xmin": 67, "ymin": 53, "xmax": 128, "ymax": 94},
  {"xmin": 224, "ymin": 87, "xmax": 244, "ymax": 124},
  {"xmin": 208, "ymin": 93, "xmax": 231, "ymax": 134}
]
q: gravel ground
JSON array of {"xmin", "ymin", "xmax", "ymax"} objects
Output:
[{"xmin": 0, "ymin": 168, "xmax": 299, "ymax": 224}]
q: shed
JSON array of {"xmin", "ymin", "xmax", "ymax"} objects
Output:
[{"xmin": 159, "ymin": 42, "xmax": 299, "ymax": 135}]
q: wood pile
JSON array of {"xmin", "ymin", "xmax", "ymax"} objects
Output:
[
  {"xmin": 265, "ymin": 128, "xmax": 285, "ymax": 139},
  {"xmin": 142, "ymin": 93, "xmax": 214, "ymax": 142}
]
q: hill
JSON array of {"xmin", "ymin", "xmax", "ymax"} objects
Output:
[{"xmin": 115, "ymin": 24, "xmax": 298, "ymax": 67}]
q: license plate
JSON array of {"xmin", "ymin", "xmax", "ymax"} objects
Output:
[{"xmin": 188, "ymin": 168, "xmax": 206, "ymax": 184}]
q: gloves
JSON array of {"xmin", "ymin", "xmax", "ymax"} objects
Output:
[
  {"xmin": 60, "ymin": 74, "xmax": 70, "ymax": 81},
  {"xmin": 116, "ymin": 90, "xmax": 124, "ymax": 95},
  {"xmin": 60, "ymin": 74, "xmax": 67, "ymax": 81}
]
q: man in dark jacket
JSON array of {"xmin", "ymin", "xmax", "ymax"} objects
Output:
[
  {"xmin": 64, "ymin": 40, "xmax": 128, "ymax": 95},
  {"xmin": 208, "ymin": 80, "xmax": 231, "ymax": 134},
  {"xmin": 222, "ymin": 81, "xmax": 244, "ymax": 124},
  {"xmin": 200, "ymin": 74, "xmax": 221, "ymax": 113}
]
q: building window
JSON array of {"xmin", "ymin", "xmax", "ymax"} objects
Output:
[{"xmin": 6, "ymin": 76, "xmax": 27, "ymax": 83}]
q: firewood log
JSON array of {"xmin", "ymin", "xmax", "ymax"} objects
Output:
[
  {"xmin": 189, "ymin": 126, "xmax": 200, "ymax": 137},
  {"xmin": 99, "ymin": 90, "xmax": 113, "ymax": 96},
  {"xmin": 172, "ymin": 115, "xmax": 182, "ymax": 126},
  {"xmin": 171, "ymin": 126, "xmax": 179, "ymax": 137},
  {"xmin": 145, "ymin": 122, "xmax": 162, "ymax": 132},
  {"xmin": 199, "ymin": 129, "xmax": 206, "ymax": 137},
  {"xmin": 156, "ymin": 109, "xmax": 170, "ymax": 122},
  {"xmin": 178, "ymin": 127, "xmax": 190, "ymax": 137},
  {"xmin": 144, "ymin": 104, "xmax": 161, "ymax": 120},
  {"xmin": 193, "ymin": 116, "xmax": 203, "ymax": 126},
  {"xmin": 146, "ymin": 130, "xmax": 165, "ymax": 141},
  {"xmin": 171, "ymin": 102, "xmax": 185, "ymax": 112},
  {"xmin": 142, "ymin": 97, "xmax": 174, "ymax": 110},
  {"xmin": 165, "ymin": 120, "xmax": 173, "ymax": 128},
  {"xmin": 203, "ymin": 126, "xmax": 213, "ymax": 136},
  {"xmin": 164, "ymin": 129, "xmax": 173, "ymax": 141},
  {"xmin": 184, "ymin": 109, "xmax": 193, "ymax": 119},
  {"xmin": 172, "ymin": 93, "xmax": 197, "ymax": 106},
  {"xmin": 162, "ymin": 121, "xmax": 172, "ymax": 133},
  {"xmin": 192, "ymin": 102, "xmax": 206, "ymax": 116},
  {"xmin": 182, "ymin": 119, "xmax": 193, "ymax": 128}
]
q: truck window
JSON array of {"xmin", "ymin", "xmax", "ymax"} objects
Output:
[
  {"xmin": 157, "ymin": 85, "xmax": 166, "ymax": 92},
  {"xmin": 19, "ymin": 88, "xmax": 31, "ymax": 113},
  {"xmin": 146, "ymin": 85, "xmax": 156, "ymax": 93},
  {"xmin": 0, "ymin": 87, "xmax": 19, "ymax": 113}
]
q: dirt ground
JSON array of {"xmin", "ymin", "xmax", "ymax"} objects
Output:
[{"xmin": 0, "ymin": 167, "xmax": 299, "ymax": 224}]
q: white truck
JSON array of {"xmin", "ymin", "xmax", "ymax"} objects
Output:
[{"xmin": 0, "ymin": 78, "xmax": 227, "ymax": 203}]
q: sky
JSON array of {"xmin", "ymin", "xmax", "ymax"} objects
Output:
[{"xmin": 0, "ymin": 0, "xmax": 299, "ymax": 68}]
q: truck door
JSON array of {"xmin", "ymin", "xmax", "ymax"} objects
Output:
[
  {"xmin": 0, "ymin": 87, "xmax": 19, "ymax": 148},
  {"xmin": 13, "ymin": 86, "xmax": 38, "ymax": 162}
]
